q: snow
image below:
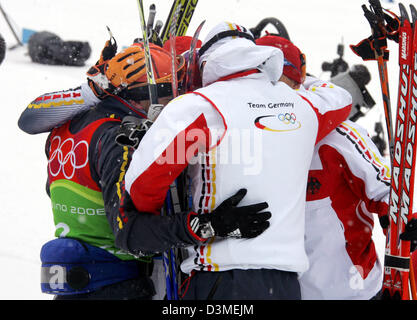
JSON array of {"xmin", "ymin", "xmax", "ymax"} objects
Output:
[{"xmin": 0, "ymin": 0, "xmax": 413, "ymax": 299}]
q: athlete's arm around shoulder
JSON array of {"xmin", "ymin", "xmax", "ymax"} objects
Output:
[
  {"xmin": 317, "ymin": 120, "xmax": 390, "ymax": 214},
  {"xmin": 18, "ymin": 83, "xmax": 100, "ymax": 134},
  {"xmin": 125, "ymin": 92, "xmax": 226, "ymax": 213},
  {"xmin": 299, "ymin": 75, "xmax": 352, "ymax": 142}
]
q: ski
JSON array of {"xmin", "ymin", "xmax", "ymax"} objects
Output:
[
  {"xmin": 382, "ymin": 2, "xmax": 417, "ymax": 300},
  {"xmin": 410, "ymin": 2, "xmax": 417, "ymax": 301},
  {"xmin": 160, "ymin": 0, "xmax": 199, "ymax": 44},
  {"xmin": 184, "ymin": 20, "xmax": 205, "ymax": 92},
  {"xmin": 176, "ymin": 0, "xmax": 199, "ymax": 40},
  {"xmin": 401, "ymin": 3, "xmax": 417, "ymax": 300},
  {"xmin": 160, "ymin": 0, "xmax": 181, "ymax": 43},
  {"xmin": 396, "ymin": 2, "xmax": 417, "ymax": 301}
]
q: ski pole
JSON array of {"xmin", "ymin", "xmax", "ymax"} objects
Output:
[
  {"xmin": 136, "ymin": 1, "xmax": 163, "ymax": 118},
  {"xmin": 362, "ymin": 2, "xmax": 394, "ymax": 160},
  {"xmin": 0, "ymin": 2, "xmax": 23, "ymax": 48},
  {"xmin": 137, "ymin": 1, "xmax": 176, "ymax": 300},
  {"xmin": 169, "ymin": 3, "xmax": 181, "ymax": 98}
]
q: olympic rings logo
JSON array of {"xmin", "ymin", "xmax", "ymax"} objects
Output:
[
  {"xmin": 254, "ymin": 113, "xmax": 301, "ymax": 132},
  {"xmin": 48, "ymin": 136, "xmax": 89, "ymax": 180},
  {"xmin": 278, "ymin": 113, "xmax": 296, "ymax": 124}
]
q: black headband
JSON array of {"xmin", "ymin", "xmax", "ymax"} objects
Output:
[
  {"xmin": 198, "ymin": 30, "xmax": 256, "ymax": 58},
  {"xmin": 120, "ymin": 82, "xmax": 176, "ymax": 102}
]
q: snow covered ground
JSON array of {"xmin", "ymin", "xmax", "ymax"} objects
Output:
[{"xmin": 0, "ymin": 0, "xmax": 412, "ymax": 300}]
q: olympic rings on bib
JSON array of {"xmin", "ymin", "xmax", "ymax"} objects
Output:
[{"xmin": 48, "ymin": 136, "xmax": 89, "ymax": 180}]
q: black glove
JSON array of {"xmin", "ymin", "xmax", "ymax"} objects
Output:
[
  {"xmin": 115, "ymin": 116, "xmax": 149, "ymax": 149},
  {"xmin": 86, "ymin": 30, "xmax": 119, "ymax": 99},
  {"xmin": 189, "ymin": 189, "xmax": 271, "ymax": 240},
  {"xmin": 350, "ymin": 36, "xmax": 389, "ymax": 61},
  {"xmin": 99, "ymin": 34, "xmax": 118, "ymax": 63},
  {"xmin": 400, "ymin": 218, "xmax": 417, "ymax": 253}
]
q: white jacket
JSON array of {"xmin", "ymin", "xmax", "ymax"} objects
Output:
[
  {"xmin": 125, "ymin": 39, "xmax": 352, "ymax": 274},
  {"xmin": 300, "ymin": 120, "xmax": 390, "ymax": 299}
]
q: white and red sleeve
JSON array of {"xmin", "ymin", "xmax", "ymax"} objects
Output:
[
  {"xmin": 298, "ymin": 76, "xmax": 352, "ymax": 143},
  {"xmin": 319, "ymin": 120, "xmax": 391, "ymax": 216},
  {"xmin": 125, "ymin": 93, "xmax": 226, "ymax": 214}
]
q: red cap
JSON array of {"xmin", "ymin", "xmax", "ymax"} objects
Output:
[
  {"xmin": 163, "ymin": 36, "xmax": 202, "ymax": 55},
  {"xmin": 256, "ymin": 35, "xmax": 305, "ymax": 84}
]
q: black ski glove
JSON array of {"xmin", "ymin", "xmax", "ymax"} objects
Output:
[
  {"xmin": 400, "ymin": 218, "xmax": 417, "ymax": 253},
  {"xmin": 350, "ymin": 36, "xmax": 389, "ymax": 61},
  {"xmin": 115, "ymin": 116, "xmax": 149, "ymax": 149},
  {"xmin": 189, "ymin": 189, "xmax": 271, "ymax": 240}
]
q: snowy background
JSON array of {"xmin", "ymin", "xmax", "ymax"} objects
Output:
[{"xmin": 0, "ymin": 0, "xmax": 412, "ymax": 299}]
